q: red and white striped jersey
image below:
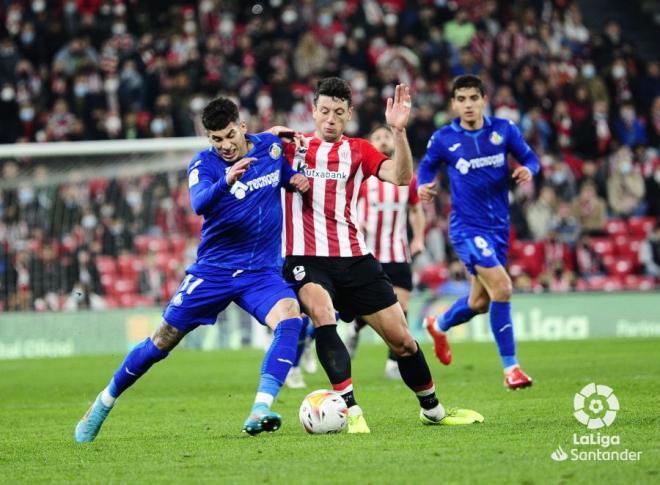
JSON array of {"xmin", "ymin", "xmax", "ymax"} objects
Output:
[
  {"xmin": 282, "ymin": 135, "xmax": 388, "ymax": 257},
  {"xmin": 357, "ymin": 175, "xmax": 419, "ymax": 263}
]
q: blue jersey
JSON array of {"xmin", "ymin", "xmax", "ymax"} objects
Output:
[
  {"xmin": 417, "ymin": 116, "xmax": 539, "ymax": 239},
  {"xmin": 186, "ymin": 132, "xmax": 297, "ymax": 272}
]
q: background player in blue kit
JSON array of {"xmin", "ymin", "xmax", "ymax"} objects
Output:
[
  {"xmin": 74, "ymin": 98, "xmax": 309, "ymax": 441},
  {"xmin": 418, "ymin": 75, "xmax": 539, "ymax": 390}
]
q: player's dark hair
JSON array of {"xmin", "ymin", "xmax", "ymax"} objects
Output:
[
  {"xmin": 201, "ymin": 97, "xmax": 239, "ymax": 131},
  {"xmin": 314, "ymin": 77, "xmax": 352, "ymax": 107},
  {"xmin": 451, "ymin": 75, "xmax": 485, "ymax": 98},
  {"xmin": 369, "ymin": 124, "xmax": 392, "ymax": 138}
]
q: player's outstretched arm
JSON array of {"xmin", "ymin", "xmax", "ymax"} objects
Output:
[{"xmin": 378, "ymin": 84, "xmax": 413, "ymax": 185}]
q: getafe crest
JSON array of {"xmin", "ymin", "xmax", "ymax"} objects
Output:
[
  {"xmin": 269, "ymin": 143, "xmax": 283, "ymax": 160},
  {"xmin": 489, "ymin": 131, "xmax": 503, "ymax": 145}
]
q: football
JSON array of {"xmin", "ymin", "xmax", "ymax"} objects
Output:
[{"xmin": 299, "ymin": 390, "xmax": 349, "ymax": 434}]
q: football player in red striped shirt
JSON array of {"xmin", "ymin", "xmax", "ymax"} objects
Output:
[{"xmin": 281, "ymin": 77, "xmax": 482, "ymax": 431}]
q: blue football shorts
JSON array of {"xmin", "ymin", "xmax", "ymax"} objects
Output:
[
  {"xmin": 450, "ymin": 231, "xmax": 509, "ymax": 276},
  {"xmin": 162, "ymin": 265, "xmax": 297, "ymax": 333}
]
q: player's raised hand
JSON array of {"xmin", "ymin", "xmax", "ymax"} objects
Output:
[
  {"xmin": 512, "ymin": 166, "xmax": 532, "ymax": 185},
  {"xmin": 418, "ymin": 182, "xmax": 438, "ymax": 202},
  {"xmin": 225, "ymin": 157, "xmax": 256, "ymax": 185},
  {"xmin": 289, "ymin": 173, "xmax": 310, "ymax": 193},
  {"xmin": 385, "ymin": 84, "xmax": 412, "ymax": 131}
]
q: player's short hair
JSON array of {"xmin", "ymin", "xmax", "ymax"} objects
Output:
[
  {"xmin": 451, "ymin": 75, "xmax": 485, "ymax": 98},
  {"xmin": 201, "ymin": 97, "xmax": 239, "ymax": 131},
  {"xmin": 314, "ymin": 77, "xmax": 352, "ymax": 107},
  {"xmin": 369, "ymin": 124, "xmax": 392, "ymax": 138}
]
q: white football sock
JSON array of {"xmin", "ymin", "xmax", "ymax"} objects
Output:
[
  {"xmin": 423, "ymin": 402, "xmax": 446, "ymax": 421},
  {"xmin": 100, "ymin": 387, "xmax": 116, "ymax": 407}
]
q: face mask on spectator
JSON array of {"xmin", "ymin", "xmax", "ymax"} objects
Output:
[
  {"xmin": 105, "ymin": 77, "xmax": 119, "ymax": 92},
  {"xmin": 184, "ymin": 21, "xmax": 197, "ymax": 34},
  {"xmin": 319, "ymin": 14, "xmax": 332, "ymax": 27},
  {"xmin": 551, "ymin": 170, "xmax": 567, "ymax": 184},
  {"xmin": 612, "ymin": 64, "xmax": 626, "ymax": 79},
  {"xmin": 619, "ymin": 161, "xmax": 632, "ymax": 174},
  {"xmin": 114, "ymin": 3, "xmax": 126, "ymax": 16},
  {"xmin": 256, "ymin": 93, "xmax": 272, "ymax": 112},
  {"xmin": 74, "ymin": 82, "xmax": 89, "ymax": 98},
  {"xmin": 282, "ymin": 9, "xmax": 298, "ymax": 25},
  {"xmin": 270, "ymin": 0, "xmax": 283, "ymax": 7},
  {"xmin": 151, "ymin": 118, "xmax": 166, "ymax": 134},
  {"xmin": 19, "ymin": 187, "xmax": 35, "ymax": 204},
  {"xmin": 219, "ymin": 18, "xmax": 234, "ymax": 36},
  {"xmin": 1, "ymin": 86, "xmax": 15, "ymax": 102},
  {"xmin": 20, "ymin": 106, "xmax": 35, "ymax": 121},
  {"xmin": 65, "ymin": 1, "xmax": 76, "ymax": 13},
  {"xmin": 621, "ymin": 108, "xmax": 635, "ymax": 123},
  {"xmin": 21, "ymin": 31, "xmax": 35, "ymax": 45},
  {"xmin": 190, "ymin": 96, "xmax": 205, "ymax": 112},
  {"xmin": 112, "ymin": 23, "xmax": 127, "ymax": 35},
  {"xmin": 32, "ymin": 0, "xmax": 45, "ymax": 13},
  {"xmin": 106, "ymin": 115, "xmax": 122, "ymax": 134},
  {"xmin": 200, "ymin": 0, "xmax": 214, "ymax": 13},
  {"xmin": 581, "ymin": 64, "xmax": 595, "ymax": 79}
]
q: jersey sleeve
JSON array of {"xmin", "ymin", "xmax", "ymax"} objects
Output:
[
  {"xmin": 408, "ymin": 175, "xmax": 420, "ymax": 205},
  {"xmin": 187, "ymin": 156, "xmax": 230, "ymax": 216},
  {"xmin": 506, "ymin": 120, "xmax": 540, "ymax": 176},
  {"xmin": 417, "ymin": 131, "xmax": 445, "ymax": 185},
  {"xmin": 358, "ymin": 139, "xmax": 389, "ymax": 178}
]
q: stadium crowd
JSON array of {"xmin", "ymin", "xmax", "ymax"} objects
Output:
[{"xmin": 0, "ymin": 0, "xmax": 659, "ymax": 311}]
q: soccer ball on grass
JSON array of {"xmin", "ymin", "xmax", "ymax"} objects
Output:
[{"xmin": 299, "ymin": 390, "xmax": 348, "ymax": 434}]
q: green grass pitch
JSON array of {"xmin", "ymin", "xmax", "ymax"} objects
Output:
[{"xmin": 0, "ymin": 338, "xmax": 658, "ymax": 484}]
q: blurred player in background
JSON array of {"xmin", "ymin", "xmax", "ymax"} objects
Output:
[
  {"xmin": 347, "ymin": 125, "xmax": 426, "ymax": 380},
  {"xmin": 418, "ymin": 75, "xmax": 539, "ymax": 390},
  {"xmin": 281, "ymin": 77, "xmax": 482, "ymax": 432},
  {"xmin": 75, "ymin": 98, "xmax": 309, "ymax": 442}
]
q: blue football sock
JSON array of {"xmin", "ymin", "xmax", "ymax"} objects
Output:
[
  {"xmin": 257, "ymin": 317, "xmax": 302, "ymax": 404},
  {"xmin": 293, "ymin": 316, "xmax": 312, "ymax": 367},
  {"xmin": 108, "ymin": 337, "xmax": 169, "ymax": 398},
  {"xmin": 438, "ymin": 296, "xmax": 477, "ymax": 332},
  {"xmin": 489, "ymin": 301, "xmax": 518, "ymax": 368}
]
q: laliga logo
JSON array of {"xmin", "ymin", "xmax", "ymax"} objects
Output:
[{"xmin": 573, "ymin": 383, "xmax": 619, "ymax": 429}]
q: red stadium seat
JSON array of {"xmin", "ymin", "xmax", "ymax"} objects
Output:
[
  {"xmin": 604, "ymin": 257, "xmax": 635, "ymax": 278},
  {"xmin": 622, "ymin": 275, "xmax": 656, "ymax": 291},
  {"xmin": 627, "ymin": 216, "xmax": 656, "ymax": 237},
  {"xmin": 515, "ymin": 241, "xmax": 545, "ymax": 277},
  {"xmin": 117, "ymin": 254, "xmax": 145, "ymax": 278},
  {"xmin": 187, "ymin": 214, "xmax": 203, "ymax": 237},
  {"xmin": 169, "ymin": 235, "xmax": 187, "ymax": 255},
  {"xmin": 134, "ymin": 235, "xmax": 151, "ymax": 254},
  {"xmin": 605, "ymin": 219, "xmax": 628, "ymax": 236},
  {"xmin": 589, "ymin": 237, "xmax": 615, "ymax": 257},
  {"xmin": 96, "ymin": 255, "xmax": 117, "ymax": 274},
  {"xmin": 585, "ymin": 275, "xmax": 622, "ymax": 292},
  {"xmin": 614, "ymin": 235, "xmax": 644, "ymax": 262}
]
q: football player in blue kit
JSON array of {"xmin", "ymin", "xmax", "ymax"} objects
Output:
[
  {"xmin": 418, "ymin": 75, "xmax": 539, "ymax": 390},
  {"xmin": 75, "ymin": 97, "xmax": 310, "ymax": 442}
]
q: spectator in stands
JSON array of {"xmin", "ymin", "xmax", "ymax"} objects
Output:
[
  {"xmin": 139, "ymin": 252, "xmax": 166, "ymax": 305},
  {"xmin": 444, "ymin": 9, "xmax": 476, "ymax": 50},
  {"xmin": 527, "ymin": 185, "xmax": 557, "ymax": 240},
  {"xmin": 607, "ymin": 146, "xmax": 647, "ymax": 218},
  {"xmin": 614, "ymin": 102, "xmax": 648, "ymax": 147},
  {"xmin": 575, "ymin": 234, "xmax": 606, "ymax": 278},
  {"xmin": 639, "ymin": 225, "xmax": 660, "ymax": 277},
  {"xmin": 546, "ymin": 158, "xmax": 577, "ymax": 202},
  {"xmin": 551, "ymin": 201, "xmax": 581, "ymax": 246},
  {"xmin": 573, "ymin": 181, "xmax": 608, "ymax": 235}
]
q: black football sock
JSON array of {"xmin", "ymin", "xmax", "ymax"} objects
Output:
[
  {"xmin": 397, "ymin": 343, "xmax": 439, "ymax": 410},
  {"xmin": 354, "ymin": 316, "xmax": 368, "ymax": 332},
  {"xmin": 315, "ymin": 325, "xmax": 357, "ymax": 407}
]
